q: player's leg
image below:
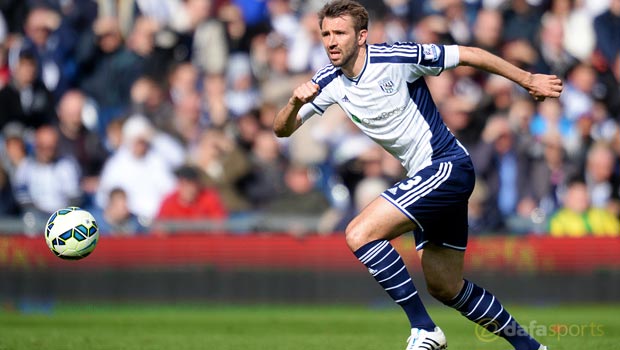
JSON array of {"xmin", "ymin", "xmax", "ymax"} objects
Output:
[
  {"xmin": 348, "ymin": 159, "xmax": 475, "ymax": 349},
  {"xmin": 421, "ymin": 243, "xmax": 545, "ymax": 350},
  {"xmin": 345, "ymin": 196, "xmax": 437, "ymax": 332}
]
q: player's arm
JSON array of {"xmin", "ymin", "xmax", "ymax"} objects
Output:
[
  {"xmin": 273, "ymin": 81, "xmax": 320, "ymax": 137},
  {"xmin": 457, "ymin": 46, "xmax": 563, "ymax": 100}
]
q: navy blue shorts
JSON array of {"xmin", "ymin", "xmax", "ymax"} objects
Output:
[{"xmin": 381, "ymin": 157, "xmax": 475, "ymax": 251}]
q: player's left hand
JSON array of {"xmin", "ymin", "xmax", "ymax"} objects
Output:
[{"xmin": 525, "ymin": 73, "xmax": 563, "ymax": 101}]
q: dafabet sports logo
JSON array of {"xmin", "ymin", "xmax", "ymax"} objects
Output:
[{"xmin": 474, "ymin": 319, "xmax": 604, "ymax": 343}]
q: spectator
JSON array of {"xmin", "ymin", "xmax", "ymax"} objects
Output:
[
  {"xmin": 103, "ymin": 117, "xmax": 124, "ymax": 153},
  {"xmin": 257, "ymin": 100, "xmax": 279, "ymax": 129},
  {"xmin": 190, "ymin": 127, "xmax": 251, "ymax": 213},
  {"xmin": 470, "ymin": 115, "xmax": 532, "ymax": 231},
  {"xmin": 136, "ymin": 108, "xmax": 186, "ymax": 169},
  {"xmin": 439, "ymin": 96, "xmax": 479, "ymax": 150},
  {"xmin": 202, "ymin": 73, "xmax": 229, "ymax": 127},
  {"xmin": 533, "ymin": 13, "xmax": 578, "ymax": 78},
  {"xmin": 502, "ymin": 0, "xmax": 541, "ymax": 44},
  {"xmin": 218, "ymin": 2, "xmax": 254, "ymax": 54},
  {"xmin": 51, "ymin": 0, "xmax": 98, "ymax": 37},
  {"xmin": 96, "ymin": 115, "xmax": 176, "ymax": 222},
  {"xmin": 529, "ymin": 131, "xmax": 579, "ymax": 217},
  {"xmin": 286, "ymin": 11, "xmax": 329, "ymax": 74},
  {"xmin": 133, "ymin": 0, "xmax": 204, "ymax": 73},
  {"xmin": 548, "ymin": 0, "xmax": 596, "ymax": 62},
  {"xmin": 0, "ymin": 39, "xmax": 8, "ymax": 88},
  {"xmin": 410, "ymin": 14, "xmax": 450, "ymax": 45},
  {"xmin": 593, "ymin": 0, "xmax": 620, "ymax": 71},
  {"xmin": 336, "ymin": 144, "xmax": 389, "ymax": 198},
  {"xmin": 191, "ymin": 4, "xmax": 228, "ymax": 75},
  {"xmin": 134, "ymin": 0, "xmax": 183, "ymax": 29},
  {"xmin": 257, "ymin": 32, "xmax": 310, "ymax": 108},
  {"xmin": 260, "ymin": 162, "xmax": 332, "ymax": 220},
  {"xmin": 0, "ymin": 50, "xmax": 55, "ymax": 130},
  {"xmin": 267, "ymin": 0, "xmax": 300, "ymax": 47},
  {"xmin": 471, "ymin": 75, "xmax": 522, "ymax": 127},
  {"xmin": 168, "ymin": 62, "xmax": 200, "ymax": 105},
  {"xmin": 0, "ymin": 0, "xmax": 27, "ymax": 36},
  {"xmin": 593, "ymin": 57, "xmax": 620, "ymax": 119},
  {"xmin": 125, "ymin": 16, "xmax": 162, "ymax": 79},
  {"xmin": 581, "ymin": 141, "xmax": 620, "ymax": 211},
  {"xmin": 166, "ymin": 90, "xmax": 206, "ymax": 150},
  {"xmin": 0, "ymin": 165, "xmax": 19, "ymax": 217},
  {"xmin": 234, "ymin": 109, "xmax": 262, "ymax": 151},
  {"xmin": 440, "ymin": 0, "xmax": 472, "ymax": 45},
  {"xmin": 569, "ymin": 112, "xmax": 597, "ymax": 170},
  {"xmin": 468, "ymin": 178, "xmax": 495, "ymax": 235},
  {"xmin": 232, "ymin": 0, "xmax": 270, "ymax": 30},
  {"xmin": 506, "ymin": 97, "xmax": 536, "ymax": 140},
  {"xmin": 611, "ymin": 124, "xmax": 620, "ymax": 161},
  {"xmin": 589, "ymin": 101, "xmax": 618, "ymax": 145},
  {"xmin": 548, "ymin": 179, "xmax": 620, "ymax": 237},
  {"xmin": 560, "ymin": 63, "xmax": 597, "ymax": 123},
  {"xmin": 76, "ymin": 16, "xmax": 142, "ymax": 122},
  {"xmin": 13, "ymin": 6, "xmax": 76, "ymax": 100},
  {"xmin": 331, "ymin": 176, "xmax": 390, "ymax": 232},
  {"xmin": 501, "ymin": 38, "xmax": 540, "ymax": 74},
  {"xmin": 1, "ymin": 122, "xmax": 27, "ymax": 179},
  {"xmin": 471, "ymin": 9, "xmax": 503, "ymax": 54},
  {"xmin": 226, "ymin": 53, "xmax": 261, "ymax": 117},
  {"xmin": 128, "ymin": 75, "xmax": 174, "ymax": 131},
  {"xmin": 54, "ymin": 89, "xmax": 108, "ymax": 197},
  {"xmin": 240, "ymin": 129, "xmax": 287, "ymax": 207},
  {"xmin": 529, "ymin": 98, "xmax": 573, "ymax": 143},
  {"xmin": 90, "ymin": 187, "xmax": 148, "ymax": 235},
  {"xmin": 13, "ymin": 125, "xmax": 81, "ymax": 218},
  {"xmin": 156, "ymin": 164, "xmax": 228, "ymax": 220}
]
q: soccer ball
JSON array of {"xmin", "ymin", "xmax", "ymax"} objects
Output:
[{"xmin": 45, "ymin": 207, "xmax": 99, "ymax": 260}]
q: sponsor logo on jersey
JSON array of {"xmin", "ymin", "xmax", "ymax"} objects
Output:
[
  {"xmin": 350, "ymin": 113, "xmax": 362, "ymax": 124},
  {"xmin": 355, "ymin": 105, "xmax": 406, "ymax": 125}
]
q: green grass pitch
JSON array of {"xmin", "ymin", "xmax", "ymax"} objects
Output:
[{"xmin": 0, "ymin": 303, "xmax": 618, "ymax": 350}]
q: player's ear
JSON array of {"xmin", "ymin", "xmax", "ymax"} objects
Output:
[{"xmin": 358, "ymin": 29, "xmax": 368, "ymax": 45}]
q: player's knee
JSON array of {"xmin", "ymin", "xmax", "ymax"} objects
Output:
[
  {"xmin": 344, "ymin": 220, "xmax": 371, "ymax": 251},
  {"xmin": 426, "ymin": 280, "xmax": 460, "ymax": 303}
]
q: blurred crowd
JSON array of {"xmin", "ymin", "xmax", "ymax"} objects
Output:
[{"xmin": 0, "ymin": 0, "xmax": 619, "ymax": 237}]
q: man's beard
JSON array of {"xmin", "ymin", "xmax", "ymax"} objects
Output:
[{"xmin": 329, "ymin": 47, "xmax": 356, "ymax": 68}]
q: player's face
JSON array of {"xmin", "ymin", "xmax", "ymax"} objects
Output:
[{"xmin": 320, "ymin": 15, "xmax": 365, "ymax": 71}]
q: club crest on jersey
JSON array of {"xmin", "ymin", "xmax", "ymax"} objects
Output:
[{"xmin": 378, "ymin": 78, "xmax": 396, "ymax": 95}]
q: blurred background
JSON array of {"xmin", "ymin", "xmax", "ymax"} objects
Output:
[{"xmin": 0, "ymin": 0, "xmax": 619, "ymax": 307}]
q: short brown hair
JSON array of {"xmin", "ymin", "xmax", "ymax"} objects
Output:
[{"xmin": 317, "ymin": 0, "xmax": 369, "ymax": 32}]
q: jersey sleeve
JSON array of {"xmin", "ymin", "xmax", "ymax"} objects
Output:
[
  {"xmin": 298, "ymin": 103, "xmax": 320, "ymax": 123},
  {"xmin": 300, "ymin": 90, "xmax": 335, "ymax": 123},
  {"xmin": 299, "ymin": 68, "xmax": 339, "ymax": 123},
  {"xmin": 369, "ymin": 42, "xmax": 459, "ymax": 77},
  {"xmin": 410, "ymin": 43, "xmax": 459, "ymax": 77}
]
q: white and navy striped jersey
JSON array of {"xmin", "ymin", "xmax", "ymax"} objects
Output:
[{"xmin": 298, "ymin": 42, "xmax": 468, "ymax": 177}]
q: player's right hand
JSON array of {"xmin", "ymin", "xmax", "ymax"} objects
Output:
[{"xmin": 290, "ymin": 81, "xmax": 320, "ymax": 107}]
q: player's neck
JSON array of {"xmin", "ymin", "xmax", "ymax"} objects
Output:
[{"xmin": 342, "ymin": 45, "xmax": 367, "ymax": 79}]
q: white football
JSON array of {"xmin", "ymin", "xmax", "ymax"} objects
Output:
[{"xmin": 45, "ymin": 207, "xmax": 99, "ymax": 260}]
